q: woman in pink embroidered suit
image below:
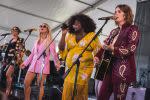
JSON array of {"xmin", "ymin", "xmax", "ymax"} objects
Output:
[
  {"xmin": 20, "ymin": 23, "xmax": 60, "ymax": 100},
  {"xmin": 95, "ymin": 4, "xmax": 140, "ymax": 100}
]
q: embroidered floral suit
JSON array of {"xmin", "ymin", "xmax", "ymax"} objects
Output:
[{"xmin": 96, "ymin": 24, "xmax": 140, "ymax": 100}]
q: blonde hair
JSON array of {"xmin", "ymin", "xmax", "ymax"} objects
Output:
[{"xmin": 37, "ymin": 23, "xmax": 52, "ymax": 54}]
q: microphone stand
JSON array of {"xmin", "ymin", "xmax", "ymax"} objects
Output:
[
  {"xmin": 37, "ymin": 30, "xmax": 61, "ymax": 82},
  {"xmin": 36, "ymin": 30, "xmax": 61, "ymax": 100},
  {"xmin": 62, "ymin": 20, "xmax": 109, "ymax": 100},
  {"xmin": 0, "ymin": 35, "xmax": 7, "ymax": 42},
  {"xmin": 4, "ymin": 31, "xmax": 32, "ymax": 71},
  {"xmin": 16, "ymin": 30, "xmax": 33, "ymax": 87}
]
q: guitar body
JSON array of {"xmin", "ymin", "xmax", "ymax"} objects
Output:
[
  {"xmin": 94, "ymin": 28, "xmax": 119, "ymax": 80},
  {"xmin": 94, "ymin": 51, "xmax": 112, "ymax": 80}
]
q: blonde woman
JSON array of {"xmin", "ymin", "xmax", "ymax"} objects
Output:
[{"xmin": 20, "ymin": 23, "xmax": 60, "ymax": 100}]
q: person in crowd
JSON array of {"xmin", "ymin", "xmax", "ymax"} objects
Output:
[
  {"xmin": 20, "ymin": 23, "xmax": 60, "ymax": 100},
  {"xmin": 94, "ymin": 4, "xmax": 140, "ymax": 100},
  {"xmin": 5, "ymin": 26, "xmax": 25, "ymax": 96},
  {"xmin": 59, "ymin": 14, "xmax": 101, "ymax": 100}
]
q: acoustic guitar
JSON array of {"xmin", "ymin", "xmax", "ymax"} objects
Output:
[{"xmin": 94, "ymin": 28, "xmax": 119, "ymax": 80}]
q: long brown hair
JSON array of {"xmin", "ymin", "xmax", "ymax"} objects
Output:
[{"xmin": 116, "ymin": 4, "xmax": 133, "ymax": 25}]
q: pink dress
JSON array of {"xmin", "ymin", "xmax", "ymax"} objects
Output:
[{"xmin": 23, "ymin": 40, "xmax": 59, "ymax": 74}]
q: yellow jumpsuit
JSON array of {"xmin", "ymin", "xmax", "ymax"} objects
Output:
[{"xmin": 60, "ymin": 32, "xmax": 101, "ymax": 100}]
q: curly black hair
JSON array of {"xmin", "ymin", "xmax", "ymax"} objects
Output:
[{"xmin": 68, "ymin": 14, "xmax": 96, "ymax": 34}]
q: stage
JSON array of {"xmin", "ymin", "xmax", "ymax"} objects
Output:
[{"xmin": 0, "ymin": 81, "xmax": 147, "ymax": 100}]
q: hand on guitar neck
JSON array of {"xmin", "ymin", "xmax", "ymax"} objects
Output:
[
  {"xmin": 102, "ymin": 44, "xmax": 114, "ymax": 52},
  {"xmin": 94, "ymin": 44, "xmax": 114, "ymax": 80}
]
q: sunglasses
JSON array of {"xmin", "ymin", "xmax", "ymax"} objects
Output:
[
  {"xmin": 39, "ymin": 25, "xmax": 47, "ymax": 28},
  {"xmin": 11, "ymin": 27, "xmax": 18, "ymax": 30},
  {"xmin": 11, "ymin": 29, "xmax": 19, "ymax": 32}
]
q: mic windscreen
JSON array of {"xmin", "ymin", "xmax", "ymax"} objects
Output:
[
  {"xmin": 61, "ymin": 23, "xmax": 68, "ymax": 29},
  {"xmin": 24, "ymin": 28, "xmax": 37, "ymax": 32}
]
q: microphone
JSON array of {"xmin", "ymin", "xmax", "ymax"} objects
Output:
[
  {"xmin": 0, "ymin": 33, "xmax": 11, "ymax": 36},
  {"xmin": 98, "ymin": 16, "xmax": 116, "ymax": 20},
  {"xmin": 24, "ymin": 28, "xmax": 37, "ymax": 32},
  {"xmin": 61, "ymin": 23, "xmax": 68, "ymax": 29}
]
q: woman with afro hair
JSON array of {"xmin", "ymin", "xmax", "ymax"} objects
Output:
[{"xmin": 59, "ymin": 14, "xmax": 102, "ymax": 100}]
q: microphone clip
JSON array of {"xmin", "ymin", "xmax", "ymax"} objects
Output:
[
  {"xmin": 98, "ymin": 16, "xmax": 116, "ymax": 20},
  {"xmin": 24, "ymin": 28, "xmax": 37, "ymax": 32},
  {"xmin": 0, "ymin": 33, "xmax": 11, "ymax": 36}
]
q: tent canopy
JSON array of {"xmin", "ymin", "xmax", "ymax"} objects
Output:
[{"xmin": 0, "ymin": 0, "xmax": 137, "ymax": 51}]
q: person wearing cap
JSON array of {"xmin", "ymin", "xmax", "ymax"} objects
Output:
[{"xmin": 5, "ymin": 26, "xmax": 25, "ymax": 96}]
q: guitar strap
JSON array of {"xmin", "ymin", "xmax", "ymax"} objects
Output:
[{"xmin": 107, "ymin": 28, "xmax": 120, "ymax": 45}]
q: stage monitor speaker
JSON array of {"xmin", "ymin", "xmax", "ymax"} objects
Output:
[
  {"xmin": 144, "ymin": 88, "xmax": 150, "ymax": 100},
  {"xmin": 50, "ymin": 87, "xmax": 62, "ymax": 100},
  {"xmin": 44, "ymin": 87, "xmax": 62, "ymax": 100}
]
